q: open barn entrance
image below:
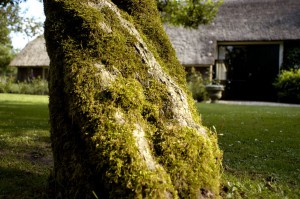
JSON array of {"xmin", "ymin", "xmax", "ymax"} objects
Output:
[{"xmin": 218, "ymin": 44, "xmax": 281, "ymax": 101}]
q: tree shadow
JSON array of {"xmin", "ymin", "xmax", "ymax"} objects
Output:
[
  {"xmin": 0, "ymin": 101, "xmax": 52, "ymax": 198},
  {"xmin": 0, "ymin": 166, "xmax": 50, "ymax": 199}
]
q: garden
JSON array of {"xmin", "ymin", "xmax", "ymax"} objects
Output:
[
  {"xmin": 0, "ymin": 93, "xmax": 299, "ymax": 198},
  {"xmin": 0, "ymin": 76, "xmax": 48, "ymax": 95}
]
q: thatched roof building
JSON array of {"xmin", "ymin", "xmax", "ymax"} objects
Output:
[
  {"xmin": 165, "ymin": 0, "xmax": 300, "ymax": 101},
  {"xmin": 10, "ymin": 0, "xmax": 300, "ymax": 101},
  {"xmin": 165, "ymin": 0, "xmax": 300, "ymax": 66},
  {"xmin": 10, "ymin": 35, "xmax": 49, "ymax": 81}
]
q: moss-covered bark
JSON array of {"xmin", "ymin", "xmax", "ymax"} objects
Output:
[{"xmin": 44, "ymin": 0, "xmax": 222, "ymax": 198}]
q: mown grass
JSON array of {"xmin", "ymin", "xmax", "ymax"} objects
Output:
[
  {"xmin": 1, "ymin": 94, "xmax": 300, "ymax": 198},
  {"xmin": 197, "ymin": 103, "xmax": 300, "ymax": 198},
  {"xmin": 0, "ymin": 93, "xmax": 51, "ymax": 199}
]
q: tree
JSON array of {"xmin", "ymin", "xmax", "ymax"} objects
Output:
[
  {"xmin": 44, "ymin": 0, "xmax": 222, "ymax": 198},
  {"xmin": 0, "ymin": 3, "xmax": 19, "ymax": 74},
  {"xmin": 0, "ymin": 0, "xmax": 23, "ymax": 6},
  {"xmin": 0, "ymin": 0, "xmax": 43, "ymax": 75},
  {"xmin": 0, "ymin": 45, "xmax": 14, "ymax": 75},
  {"xmin": 157, "ymin": 0, "xmax": 223, "ymax": 28}
]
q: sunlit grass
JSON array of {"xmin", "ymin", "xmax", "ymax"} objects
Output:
[
  {"xmin": 0, "ymin": 93, "xmax": 51, "ymax": 199},
  {"xmin": 1, "ymin": 94, "xmax": 300, "ymax": 198},
  {"xmin": 197, "ymin": 103, "xmax": 300, "ymax": 198}
]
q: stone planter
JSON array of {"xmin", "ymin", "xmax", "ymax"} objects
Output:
[{"xmin": 205, "ymin": 84, "xmax": 225, "ymax": 103}]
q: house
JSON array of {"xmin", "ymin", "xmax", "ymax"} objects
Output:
[
  {"xmin": 10, "ymin": 0, "xmax": 300, "ymax": 101},
  {"xmin": 165, "ymin": 0, "xmax": 300, "ymax": 101},
  {"xmin": 9, "ymin": 35, "xmax": 49, "ymax": 81}
]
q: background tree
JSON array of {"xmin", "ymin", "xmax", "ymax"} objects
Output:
[
  {"xmin": 0, "ymin": 3, "xmax": 19, "ymax": 75},
  {"xmin": 0, "ymin": 0, "xmax": 24, "ymax": 6},
  {"xmin": 45, "ymin": 0, "xmax": 223, "ymax": 198},
  {"xmin": 157, "ymin": 0, "xmax": 223, "ymax": 28},
  {"xmin": 0, "ymin": 0, "xmax": 42, "ymax": 75}
]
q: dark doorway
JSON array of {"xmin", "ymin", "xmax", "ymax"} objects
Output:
[{"xmin": 219, "ymin": 44, "xmax": 280, "ymax": 101}]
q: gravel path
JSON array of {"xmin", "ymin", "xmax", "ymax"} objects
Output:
[{"xmin": 215, "ymin": 100, "xmax": 300, "ymax": 107}]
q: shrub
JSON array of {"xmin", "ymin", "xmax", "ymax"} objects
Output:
[
  {"xmin": 0, "ymin": 76, "xmax": 14, "ymax": 93},
  {"xmin": 0, "ymin": 81, "xmax": 5, "ymax": 93},
  {"xmin": 7, "ymin": 83, "xmax": 20, "ymax": 93},
  {"xmin": 273, "ymin": 69, "xmax": 300, "ymax": 104},
  {"xmin": 0, "ymin": 76, "xmax": 48, "ymax": 95},
  {"xmin": 186, "ymin": 67, "xmax": 208, "ymax": 102},
  {"xmin": 281, "ymin": 47, "xmax": 300, "ymax": 71},
  {"xmin": 18, "ymin": 81, "xmax": 33, "ymax": 94},
  {"xmin": 31, "ymin": 78, "xmax": 49, "ymax": 95}
]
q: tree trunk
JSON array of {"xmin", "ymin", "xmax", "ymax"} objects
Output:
[{"xmin": 44, "ymin": 0, "xmax": 222, "ymax": 198}]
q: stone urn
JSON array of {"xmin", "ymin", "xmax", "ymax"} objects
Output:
[{"xmin": 205, "ymin": 84, "xmax": 225, "ymax": 103}]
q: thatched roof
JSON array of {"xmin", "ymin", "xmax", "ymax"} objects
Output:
[
  {"xmin": 165, "ymin": 0, "xmax": 300, "ymax": 65},
  {"xmin": 10, "ymin": 0, "xmax": 300, "ymax": 67},
  {"xmin": 9, "ymin": 35, "xmax": 49, "ymax": 67}
]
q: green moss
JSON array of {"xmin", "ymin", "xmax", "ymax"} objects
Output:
[
  {"xmin": 113, "ymin": 0, "xmax": 187, "ymax": 85},
  {"xmin": 153, "ymin": 126, "xmax": 222, "ymax": 197},
  {"xmin": 45, "ymin": 0, "xmax": 222, "ymax": 198}
]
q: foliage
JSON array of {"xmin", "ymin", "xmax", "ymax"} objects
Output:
[
  {"xmin": 0, "ymin": 0, "xmax": 25, "ymax": 6},
  {"xmin": 198, "ymin": 103, "xmax": 300, "ymax": 198},
  {"xmin": 0, "ymin": 0, "xmax": 43, "ymax": 6},
  {"xmin": 0, "ymin": 4, "xmax": 17, "ymax": 74},
  {"xmin": 157, "ymin": 0, "xmax": 223, "ymax": 28},
  {"xmin": 0, "ymin": 76, "xmax": 48, "ymax": 94},
  {"xmin": 0, "ymin": 0, "xmax": 43, "ymax": 76},
  {"xmin": 0, "ymin": 1, "xmax": 43, "ymax": 39},
  {"xmin": 186, "ymin": 67, "xmax": 208, "ymax": 101},
  {"xmin": 0, "ymin": 45, "xmax": 16, "ymax": 75},
  {"xmin": 273, "ymin": 69, "xmax": 300, "ymax": 104},
  {"xmin": 281, "ymin": 47, "xmax": 300, "ymax": 71}
]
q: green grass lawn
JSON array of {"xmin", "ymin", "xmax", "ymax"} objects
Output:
[
  {"xmin": 197, "ymin": 103, "xmax": 300, "ymax": 198},
  {"xmin": 0, "ymin": 93, "xmax": 51, "ymax": 199},
  {"xmin": 1, "ymin": 93, "xmax": 300, "ymax": 198}
]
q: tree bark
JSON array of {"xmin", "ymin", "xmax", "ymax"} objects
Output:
[{"xmin": 44, "ymin": 0, "xmax": 222, "ymax": 198}]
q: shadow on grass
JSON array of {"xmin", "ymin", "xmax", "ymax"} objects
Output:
[
  {"xmin": 0, "ymin": 99, "xmax": 52, "ymax": 198},
  {"xmin": 0, "ymin": 166, "xmax": 49, "ymax": 199}
]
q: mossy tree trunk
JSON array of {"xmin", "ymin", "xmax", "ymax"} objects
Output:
[{"xmin": 44, "ymin": 0, "xmax": 222, "ymax": 198}]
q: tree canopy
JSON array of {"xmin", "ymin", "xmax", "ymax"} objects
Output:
[
  {"xmin": 2, "ymin": 0, "xmax": 223, "ymax": 28},
  {"xmin": 0, "ymin": 0, "xmax": 43, "ymax": 74},
  {"xmin": 0, "ymin": 3, "xmax": 20, "ymax": 73},
  {"xmin": 157, "ymin": 0, "xmax": 223, "ymax": 28},
  {"xmin": 0, "ymin": 0, "xmax": 222, "ymax": 74}
]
